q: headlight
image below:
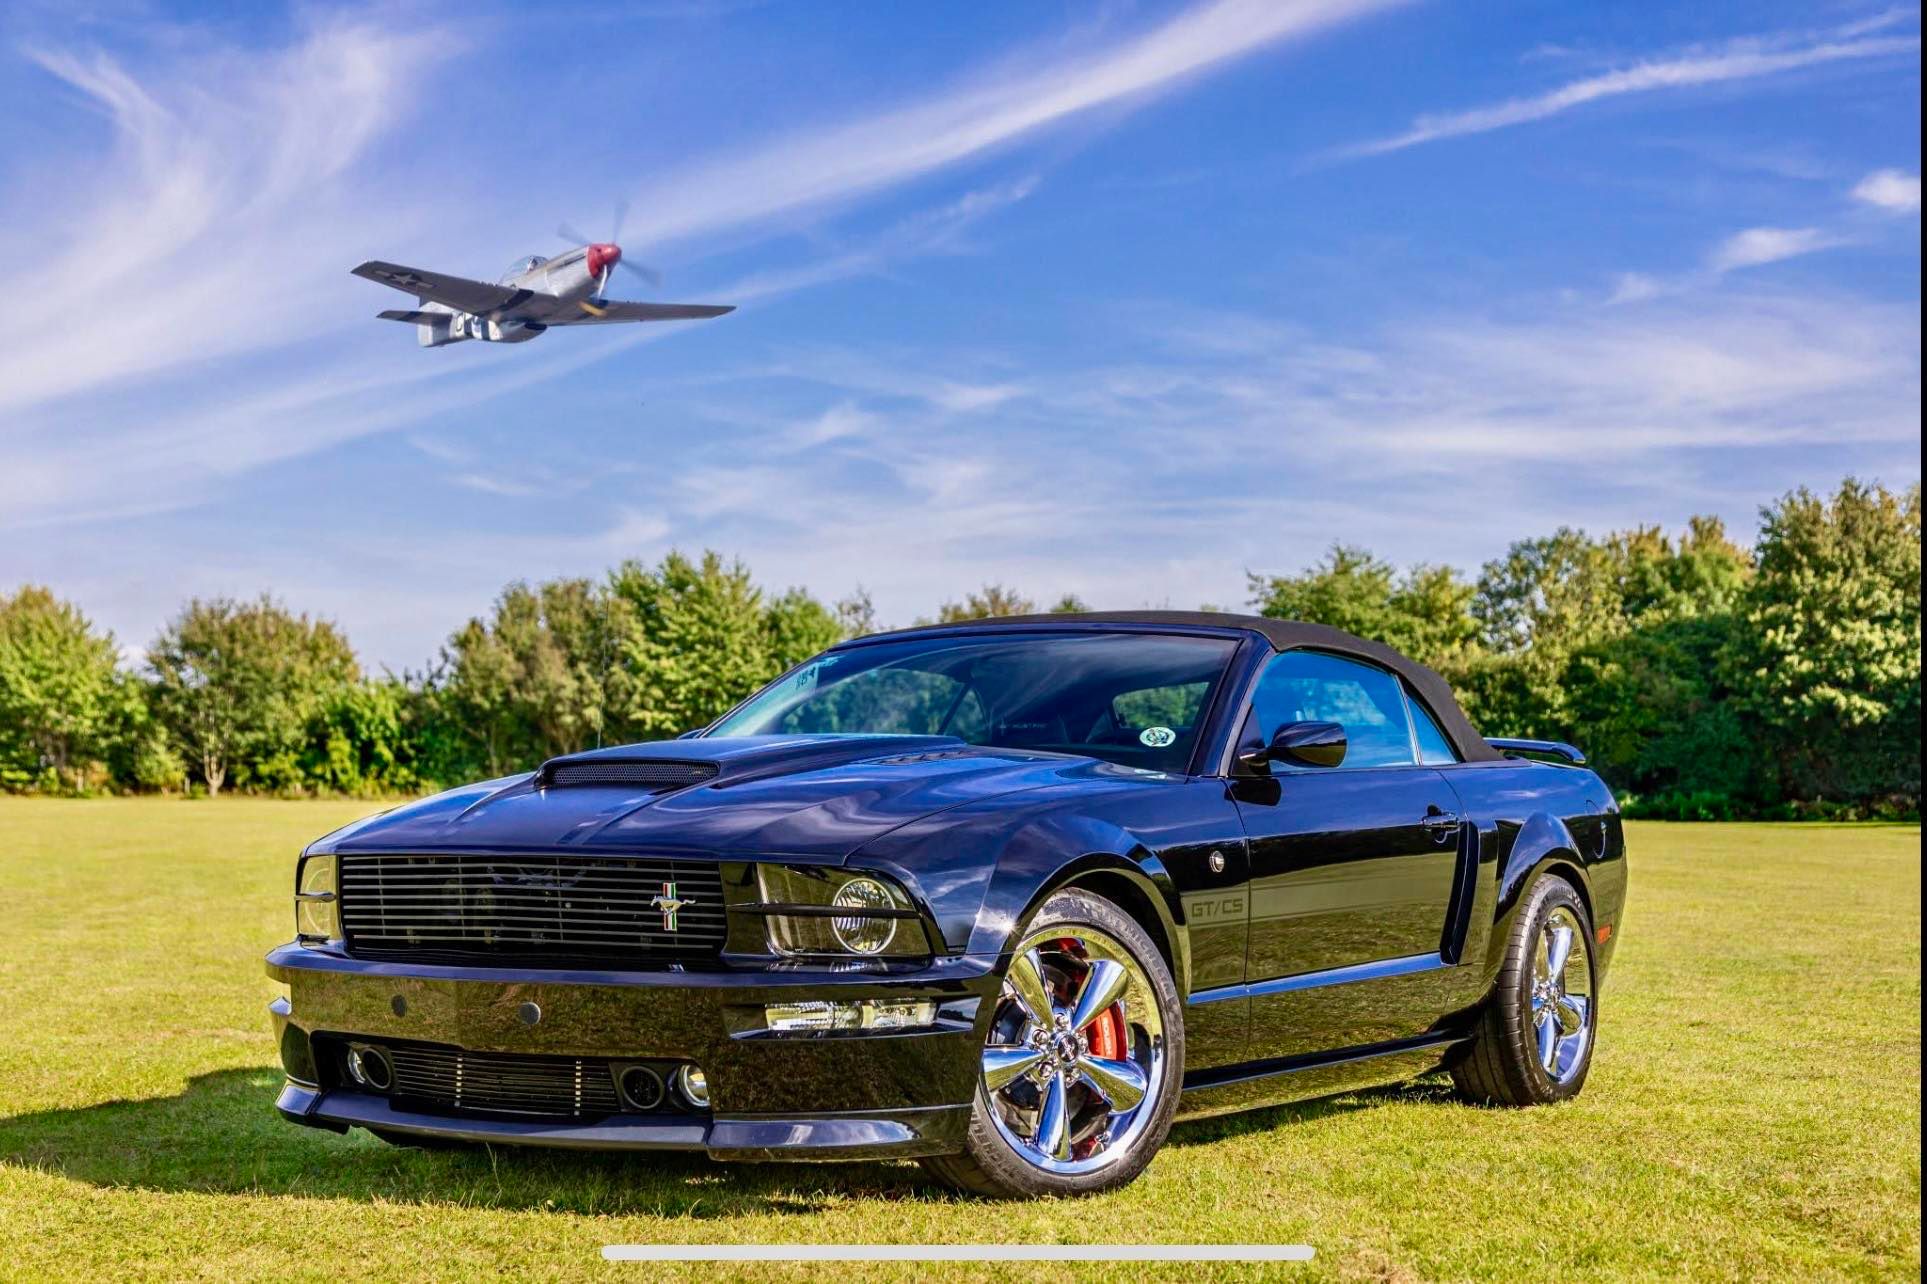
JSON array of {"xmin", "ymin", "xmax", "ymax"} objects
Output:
[
  {"xmin": 830, "ymin": 877, "xmax": 897, "ymax": 954},
  {"xmin": 294, "ymin": 854, "xmax": 338, "ymax": 942},
  {"xmin": 754, "ymin": 865, "xmax": 930, "ymax": 959}
]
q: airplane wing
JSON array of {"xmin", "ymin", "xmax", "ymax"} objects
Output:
[
  {"xmin": 552, "ymin": 300, "xmax": 736, "ymax": 325},
  {"xmin": 376, "ymin": 309, "xmax": 441, "ymax": 324},
  {"xmin": 352, "ymin": 261, "xmax": 534, "ymax": 316}
]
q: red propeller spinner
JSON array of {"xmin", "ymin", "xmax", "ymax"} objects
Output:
[{"xmin": 586, "ymin": 242, "xmax": 622, "ymax": 277}]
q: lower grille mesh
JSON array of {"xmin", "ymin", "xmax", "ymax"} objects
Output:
[{"xmin": 387, "ymin": 1045, "xmax": 622, "ymax": 1118}]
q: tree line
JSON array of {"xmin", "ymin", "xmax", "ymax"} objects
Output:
[{"xmin": 1, "ymin": 479, "xmax": 1917, "ymax": 819}]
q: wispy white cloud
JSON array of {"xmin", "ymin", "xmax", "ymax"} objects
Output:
[
  {"xmin": 1, "ymin": 0, "xmax": 1400, "ymax": 533},
  {"xmin": 573, "ymin": 283, "xmax": 1919, "ymax": 638},
  {"xmin": 631, "ymin": 0, "xmax": 1405, "ymax": 245},
  {"xmin": 1336, "ymin": 24, "xmax": 1919, "ymax": 158},
  {"xmin": 21, "ymin": 273, "xmax": 1917, "ymax": 666},
  {"xmin": 0, "ymin": 21, "xmax": 452, "ymax": 416},
  {"xmin": 1708, "ymin": 226, "xmax": 1843, "ymax": 272},
  {"xmin": 1853, "ymin": 167, "xmax": 1923, "ymax": 213},
  {"xmin": 1607, "ymin": 164, "xmax": 1910, "ymax": 301},
  {"xmin": 716, "ymin": 177, "xmax": 1042, "ymax": 301},
  {"xmin": 1606, "ymin": 272, "xmax": 1666, "ymax": 305}
]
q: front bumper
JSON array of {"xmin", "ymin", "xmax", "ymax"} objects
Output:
[{"xmin": 267, "ymin": 943, "xmax": 995, "ymax": 1160}]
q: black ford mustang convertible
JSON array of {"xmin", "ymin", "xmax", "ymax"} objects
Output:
[{"xmin": 269, "ymin": 612, "xmax": 1626, "ymax": 1197}]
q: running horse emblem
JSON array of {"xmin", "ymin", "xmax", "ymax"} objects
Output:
[{"xmin": 649, "ymin": 882, "xmax": 688, "ymax": 932}]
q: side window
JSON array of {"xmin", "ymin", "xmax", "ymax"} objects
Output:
[
  {"xmin": 1250, "ymin": 650, "xmax": 1416, "ymax": 769},
  {"xmin": 1407, "ymin": 688, "xmax": 1460, "ymax": 765}
]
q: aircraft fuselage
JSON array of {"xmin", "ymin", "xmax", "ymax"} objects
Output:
[{"xmin": 417, "ymin": 244, "xmax": 613, "ymax": 346}]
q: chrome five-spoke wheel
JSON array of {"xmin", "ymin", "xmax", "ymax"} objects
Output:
[
  {"xmin": 1449, "ymin": 873, "xmax": 1599, "ymax": 1106},
  {"xmin": 980, "ymin": 924, "xmax": 1167, "ymax": 1175},
  {"xmin": 1531, "ymin": 904, "xmax": 1593, "ymax": 1084},
  {"xmin": 921, "ymin": 888, "xmax": 1183, "ymax": 1197}
]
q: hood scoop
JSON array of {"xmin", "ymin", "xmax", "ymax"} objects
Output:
[{"xmin": 536, "ymin": 758, "xmax": 719, "ymax": 791}]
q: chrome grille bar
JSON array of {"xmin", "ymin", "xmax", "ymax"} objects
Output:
[
  {"xmin": 382, "ymin": 1045, "xmax": 623, "ymax": 1118},
  {"xmin": 337, "ymin": 852, "xmax": 726, "ymax": 966}
]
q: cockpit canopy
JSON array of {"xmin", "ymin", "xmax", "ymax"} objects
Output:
[{"xmin": 499, "ymin": 255, "xmax": 547, "ymax": 282}]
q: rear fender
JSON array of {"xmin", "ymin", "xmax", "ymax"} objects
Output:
[{"xmin": 1483, "ymin": 811, "xmax": 1590, "ymax": 981}]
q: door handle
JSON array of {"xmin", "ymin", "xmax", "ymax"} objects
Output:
[{"xmin": 1422, "ymin": 806, "xmax": 1461, "ymax": 843}]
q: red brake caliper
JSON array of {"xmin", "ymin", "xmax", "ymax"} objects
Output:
[{"xmin": 1087, "ymin": 1004, "xmax": 1125, "ymax": 1060}]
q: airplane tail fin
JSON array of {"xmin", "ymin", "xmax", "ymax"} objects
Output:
[{"xmin": 378, "ymin": 309, "xmax": 464, "ymax": 347}]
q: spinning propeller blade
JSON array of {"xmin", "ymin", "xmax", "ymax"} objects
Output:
[
  {"xmin": 617, "ymin": 258, "xmax": 662, "ymax": 288},
  {"xmin": 558, "ymin": 205, "xmax": 663, "ymax": 287}
]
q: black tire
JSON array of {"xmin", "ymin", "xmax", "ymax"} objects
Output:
[
  {"xmin": 921, "ymin": 888, "xmax": 1184, "ymax": 1199},
  {"xmin": 1451, "ymin": 873, "xmax": 1598, "ymax": 1106}
]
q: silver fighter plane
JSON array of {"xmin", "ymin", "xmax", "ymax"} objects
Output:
[{"xmin": 353, "ymin": 227, "xmax": 732, "ymax": 347}]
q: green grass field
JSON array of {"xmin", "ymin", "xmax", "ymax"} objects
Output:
[{"xmin": 0, "ymin": 800, "xmax": 1917, "ymax": 1281}]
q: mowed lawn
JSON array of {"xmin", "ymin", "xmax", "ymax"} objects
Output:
[{"xmin": 0, "ymin": 800, "xmax": 1917, "ymax": 1282}]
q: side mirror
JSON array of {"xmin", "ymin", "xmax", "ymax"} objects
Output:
[{"xmin": 1241, "ymin": 720, "xmax": 1347, "ymax": 770}]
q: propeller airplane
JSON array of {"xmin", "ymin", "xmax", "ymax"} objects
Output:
[{"xmin": 352, "ymin": 206, "xmax": 733, "ymax": 347}]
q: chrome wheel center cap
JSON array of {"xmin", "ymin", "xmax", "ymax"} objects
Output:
[{"xmin": 983, "ymin": 928, "xmax": 1168, "ymax": 1177}]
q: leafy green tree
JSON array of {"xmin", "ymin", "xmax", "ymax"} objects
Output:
[
  {"xmin": 935, "ymin": 584, "xmax": 1035, "ymax": 623},
  {"xmin": 0, "ymin": 586, "xmax": 133, "ymax": 792},
  {"xmin": 835, "ymin": 588, "xmax": 879, "ymax": 639},
  {"xmin": 766, "ymin": 587, "xmax": 843, "ymax": 672},
  {"xmin": 1465, "ymin": 519, "xmax": 1762, "ymax": 804},
  {"xmin": 147, "ymin": 596, "xmax": 359, "ymax": 795},
  {"xmin": 1248, "ymin": 545, "xmax": 1480, "ymax": 670},
  {"xmin": 1558, "ymin": 519, "xmax": 1756, "ymax": 802},
  {"xmin": 1728, "ymin": 479, "xmax": 1921, "ymax": 807},
  {"xmin": 609, "ymin": 551, "xmax": 779, "ymax": 737},
  {"xmin": 127, "ymin": 722, "xmax": 187, "ymax": 793},
  {"xmin": 429, "ymin": 555, "xmax": 843, "ymax": 770},
  {"xmin": 433, "ymin": 579, "xmax": 624, "ymax": 775},
  {"xmin": 8, "ymin": 480, "xmax": 1914, "ymax": 819},
  {"xmin": 303, "ymin": 678, "xmax": 423, "ymax": 796}
]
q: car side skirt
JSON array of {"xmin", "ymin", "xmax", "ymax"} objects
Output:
[{"xmin": 1175, "ymin": 1031, "xmax": 1466, "ymax": 1121}]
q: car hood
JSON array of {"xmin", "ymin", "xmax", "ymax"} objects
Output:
[{"xmin": 309, "ymin": 735, "xmax": 1126, "ymax": 861}]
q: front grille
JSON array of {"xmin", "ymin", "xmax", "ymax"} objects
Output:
[
  {"xmin": 388, "ymin": 1045, "xmax": 622, "ymax": 1118},
  {"xmin": 338, "ymin": 853, "xmax": 727, "ymax": 967}
]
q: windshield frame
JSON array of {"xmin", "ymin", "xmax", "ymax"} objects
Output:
[{"xmin": 700, "ymin": 622, "xmax": 1265, "ymax": 777}]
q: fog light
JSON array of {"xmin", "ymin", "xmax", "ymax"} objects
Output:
[
  {"xmin": 616, "ymin": 1065, "xmax": 664, "ymax": 1111},
  {"xmin": 674, "ymin": 1064, "xmax": 710, "ymax": 1109},
  {"xmin": 764, "ymin": 998, "xmax": 938, "ymax": 1032},
  {"xmin": 345, "ymin": 1043, "xmax": 393, "ymax": 1092}
]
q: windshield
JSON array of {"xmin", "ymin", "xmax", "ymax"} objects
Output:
[{"xmin": 708, "ymin": 630, "xmax": 1239, "ymax": 772}]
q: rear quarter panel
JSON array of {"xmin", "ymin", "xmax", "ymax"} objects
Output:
[{"xmin": 1444, "ymin": 759, "xmax": 1627, "ymax": 991}]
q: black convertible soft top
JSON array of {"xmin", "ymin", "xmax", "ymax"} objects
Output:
[{"xmin": 856, "ymin": 610, "xmax": 1502, "ymax": 763}]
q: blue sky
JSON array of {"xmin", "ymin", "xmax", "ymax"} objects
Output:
[{"xmin": 0, "ymin": 0, "xmax": 1918, "ymax": 671}]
